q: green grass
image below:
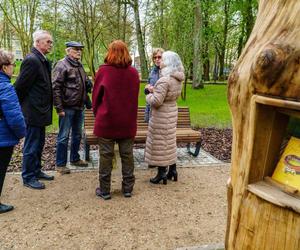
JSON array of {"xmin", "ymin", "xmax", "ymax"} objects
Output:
[
  {"xmin": 139, "ymin": 83, "xmax": 231, "ymax": 128},
  {"xmin": 177, "ymin": 85, "xmax": 231, "ymax": 128},
  {"xmin": 47, "ymin": 110, "xmax": 59, "ymax": 133}
]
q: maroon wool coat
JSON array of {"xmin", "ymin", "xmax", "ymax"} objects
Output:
[{"xmin": 92, "ymin": 64, "xmax": 140, "ymax": 139}]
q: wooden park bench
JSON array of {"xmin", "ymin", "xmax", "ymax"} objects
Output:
[{"xmin": 83, "ymin": 107, "xmax": 202, "ymax": 161}]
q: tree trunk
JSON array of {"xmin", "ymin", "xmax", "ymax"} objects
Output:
[
  {"xmin": 237, "ymin": 20, "xmax": 245, "ymax": 57},
  {"xmin": 218, "ymin": 0, "xmax": 230, "ymax": 80},
  {"xmin": 132, "ymin": 0, "xmax": 149, "ymax": 79},
  {"xmin": 213, "ymin": 52, "xmax": 218, "ymax": 83},
  {"xmin": 122, "ymin": 3, "xmax": 127, "ymax": 41},
  {"xmin": 159, "ymin": 0, "xmax": 165, "ymax": 48},
  {"xmin": 117, "ymin": 0, "xmax": 121, "ymax": 39},
  {"xmin": 203, "ymin": 56, "xmax": 210, "ymax": 81},
  {"xmin": 226, "ymin": 0, "xmax": 300, "ymax": 249},
  {"xmin": 237, "ymin": 0, "xmax": 255, "ymax": 57},
  {"xmin": 202, "ymin": 0, "xmax": 210, "ymax": 81},
  {"xmin": 244, "ymin": 0, "xmax": 254, "ymax": 41},
  {"xmin": 192, "ymin": 0, "xmax": 203, "ymax": 89},
  {"xmin": 0, "ymin": 0, "xmax": 38, "ymax": 57}
]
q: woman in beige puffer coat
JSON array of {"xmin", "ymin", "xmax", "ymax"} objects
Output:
[{"xmin": 144, "ymin": 51, "xmax": 184, "ymax": 185}]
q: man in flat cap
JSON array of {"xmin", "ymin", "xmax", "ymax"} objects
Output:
[{"xmin": 52, "ymin": 41, "xmax": 90, "ymax": 174}]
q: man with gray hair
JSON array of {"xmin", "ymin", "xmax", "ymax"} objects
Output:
[
  {"xmin": 52, "ymin": 41, "xmax": 89, "ymax": 174},
  {"xmin": 15, "ymin": 30, "xmax": 54, "ymax": 189}
]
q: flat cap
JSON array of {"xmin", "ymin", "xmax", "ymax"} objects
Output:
[{"xmin": 65, "ymin": 41, "xmax": 84, "ymax": 48}]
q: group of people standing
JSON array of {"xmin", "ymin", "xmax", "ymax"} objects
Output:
[{"xmin": 0, "ymin": 29, "xmax": 185, "ymax": 211}]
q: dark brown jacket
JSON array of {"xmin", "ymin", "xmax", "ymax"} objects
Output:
[{"xmin": 52, "ymin": 56, "xmax": 88, "ymax": 113}]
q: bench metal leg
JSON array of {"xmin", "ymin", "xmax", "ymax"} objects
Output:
[
  {"xmin": 85, "ymin": 142, "xmax": 90, "ymax": 161},
  {"xmin": 187, "ymin": 140, "xmax": 202, "ymax": 157}
]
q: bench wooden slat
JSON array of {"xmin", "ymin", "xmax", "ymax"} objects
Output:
[
  {"xmin": 84, "ymin": 106, "xmax": 200, "ymax": 147},
  {"xmin": 84, "ymin": 106, "xmax": 202, "ymax": 159}
]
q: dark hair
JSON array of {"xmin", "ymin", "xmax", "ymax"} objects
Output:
[
  {"xmin": 0, "ymin": 49, "xmax": 14, "ymax": 70},
  {"xmin": 104, "ymin": 40, "xmax": 132, "ymax": 67}
]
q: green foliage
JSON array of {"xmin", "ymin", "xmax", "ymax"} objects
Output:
[{"xmin": 149, "ymin": 0, "xmax": 195, "ymax": 72}]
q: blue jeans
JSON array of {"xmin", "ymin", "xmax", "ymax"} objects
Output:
[
  {"xmin": 56, "ymin": 109, "xmax": 83, "ymax": 166},
  {"xmin": 22, "ymin": 125, "xmax": 45, "ymax": 183}
]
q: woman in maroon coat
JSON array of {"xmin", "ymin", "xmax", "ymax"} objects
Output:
[{"xmin": 92, "ymin": 40, "xmax": 140, "ymax": 200}]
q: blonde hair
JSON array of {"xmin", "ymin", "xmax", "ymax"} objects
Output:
[
  {"xmin": 152, "ymin": 48, "xmax": 164, "ymax": 60},
  {"xmin": 0, "ymin": 49, "xmax": 14, "ymax": 70}
]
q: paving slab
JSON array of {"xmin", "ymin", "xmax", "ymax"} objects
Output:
[
  {"xmin": 176, "ymin": 243, "xmax": 224, "ymax": 250},
  {"xmin": 66, "ymin": 146, "xmax": 224, "ymax": 171}
]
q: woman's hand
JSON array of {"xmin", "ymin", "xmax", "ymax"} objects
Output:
[
  {"xmin": 148, "ymin": 86, "xmax": 154, "ymax": 93},
  {"xmin": 58, "ymin": 111, "xmax": 65, "ymax": 117},
  {"xmin": 144, "ymin": 84, "xmax": 154, "ymax": 95}
]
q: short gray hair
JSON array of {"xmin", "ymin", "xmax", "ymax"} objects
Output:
[
  {"xmin": 65, "ymin": 47, "xmax": 72, "ymax": 54},
  {"xmin": 33, "ymin": 30, "xmax": 51, "ymax": 47},
  {"xmin": 161, "ymin": 51, "xmax": 184, "ymax": 77}
]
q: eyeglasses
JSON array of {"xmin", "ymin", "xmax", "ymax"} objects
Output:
[
  {"xmin": 153, "ymin": 56, "xmax": 162, "ymax": 60},
  {"xmin": 4, "ymin": 62, "xmax": 16, "ymax": 67}
]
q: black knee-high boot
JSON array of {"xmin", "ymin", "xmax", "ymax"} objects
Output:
[
  {"xmin": 150, "ymin": 166, "xmax": 167, "ymax": 185},
  {"xmin": 167, "ymin": 164, "xmax": 178, "ymax": 181}
]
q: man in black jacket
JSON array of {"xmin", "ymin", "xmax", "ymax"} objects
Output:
[{"xmin": 15, "ymin": 30, "xmax": 54, "ymax": 189}]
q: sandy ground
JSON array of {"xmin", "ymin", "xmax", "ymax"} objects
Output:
[{"xmin": 0, "ymin": 165, "xmax": 229, "ymax": 250}]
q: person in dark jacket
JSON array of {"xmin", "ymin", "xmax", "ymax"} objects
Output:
[
  {"xmin": 52, "ymin": 41, "xmax": 89, "ymax": 174},
  {"xmin": 144, "ymin": 48, "xmax": 164, "ymax": 123},
  {"xmin": 0, "ymin": 49, "xmax": 26, "ymax": 213},
  {"xmin": 15, "ymin": 30, "xmax": 54, "ymax": 190},
  {"xmin": 92, "ymin": 40, "xmax": 140, "ymax": 200}
]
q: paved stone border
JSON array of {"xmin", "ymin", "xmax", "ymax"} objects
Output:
[
  {"xmin": 79, "ymin": 147, "xmax": 224, "ymax": 170},
  {"xmin": 8, "ymin": 147, "xmax": 227, "ymax": 175},
  {"xmin": 176, "ymin": 243, "xmax": 224, "ymax": 250}
]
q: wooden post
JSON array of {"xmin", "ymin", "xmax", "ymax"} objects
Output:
[{"xmin": 226, "ymin": 0, "xmax": 300, "ymax": 249}]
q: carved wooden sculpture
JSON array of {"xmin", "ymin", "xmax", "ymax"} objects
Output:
[{"xmin": 226, "ymin": 0, "xmax": 300, "ymax": 249}]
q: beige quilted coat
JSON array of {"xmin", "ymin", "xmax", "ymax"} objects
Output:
[{"xmin": 145, "ymin": 71, "xmax": 184, "ymax": 166}]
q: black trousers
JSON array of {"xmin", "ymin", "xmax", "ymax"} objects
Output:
[{"xmin": 0, "ymin": 146, "xmax": 14, "ymax": 197}]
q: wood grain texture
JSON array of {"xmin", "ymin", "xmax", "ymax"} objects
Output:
[
  {"xmin": 226, "ymin": 0, "xmax": 300, "ymax": 249},
  {"xmin": 235, "ymin": 192, "xmax": 300, "ymax": 250},
  {"xmin": 83, "ymin": 107, "xmax": 201, "ymax": 145}
]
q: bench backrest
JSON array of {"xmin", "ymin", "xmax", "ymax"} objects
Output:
[{"xmin": 84, "ymin": 106, "xmax": 192, "ymax": 130}]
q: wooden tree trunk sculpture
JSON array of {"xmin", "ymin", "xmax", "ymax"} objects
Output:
[{"xmin": 226, "ymin": 0, "xmax": 300, "ymax": 249}]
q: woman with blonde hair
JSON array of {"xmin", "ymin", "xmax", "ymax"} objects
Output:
[
  {"xmin": 144, "ymin": 48, "xmax": 164, "ymax": 123},
  {"xmin": 92, "ymin": 40, "xmax": 140, "ymax": 200},
  {"xmin": 0, "ymin": 49, "xmax": 26, "ymax": 213},
  {"xmin": 145, "ymin": 51, "xmax": 184, "ymax": 184}
]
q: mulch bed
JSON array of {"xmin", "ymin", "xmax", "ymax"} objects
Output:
[{"xmin": 8, "ymin": 128, "xmax": 232, "ymax": 172}]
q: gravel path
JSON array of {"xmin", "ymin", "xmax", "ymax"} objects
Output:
[{"xmin": 1, "ymin": 166, "xmax": 229, "ymax": 249}]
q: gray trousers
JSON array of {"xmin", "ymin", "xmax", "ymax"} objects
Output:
[{"xmin": 98, "ymin": 137, "xmax": 135, "ymax": 193}]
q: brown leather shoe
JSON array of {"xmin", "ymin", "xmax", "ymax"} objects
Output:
[
  {"xmin": 56, "ymin": 166, "xmax": 71, "ymax": 175},
  {"xmin": 70, "ymin": 160, "xmax": 88, "ymax": 167}
]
